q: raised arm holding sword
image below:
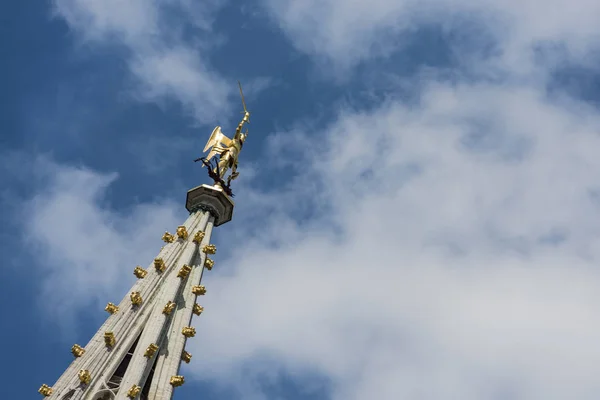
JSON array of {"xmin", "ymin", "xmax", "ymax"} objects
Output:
[{"xmin": 194, "ymin": 82, "xmax": 251, "ymax": 195}]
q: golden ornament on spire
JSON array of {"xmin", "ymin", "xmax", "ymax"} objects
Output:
[
  {"xmin": 38, "ymin": 384, "xmax": 53, "ymax": 397},
  {"xmin": 177, "ymin": 264, "xmax": 192, "ymax": 278},
  {"xmin": 105, "ymin": 302, "xmax": 119, "ymax": 314},
  {"xmin": 71, "ymin": 344, "xmax": 85, "ymax": 358},
  {"xmin": 127, "ymin": 385, "xmax": 141, "ymax": 398},
  {"xmin": 192, "ymin": 285, "xmax": 206, "ymax": 295},
  {"xmin": 78, "ymin": 369, "xmax": 91, "ymax": 385},
  {"xmin": 163, "ymin": 301, "xmax": 176, "ymax": 315},
  {"xmin": 104, "ymin": 332, "xmax": 116, "ymax": 347},
  {"xmin": 133, "ymin": 265, "xmax": 147, "ymax": 279},
  {"xmin": 162, "ymin": 231, "xmax": 175, "ymax": 243},
  {"xmin": 193, "ymin": 304, "xmax": 204, "ymax": 315},
  {"xmin": 144, "ymin": 343, "xmax": 159, "ymax": 358},
  {"xmin": 182, "ymin": 327, "xmax": 196, "ymax": 338},
  {"xmin": 204, "ymin": 258, "xmax": 214, "ymax": 270},
  {"xmin": 130, "ymin": 291, "xmax": 143, "ymax": 306},
  {"xmin": 176, "ymin": 225, "xmax": 188, "ymax": 240},
  {"xmin": 194, "ymin": 82, "xmax": 250, "ymax": 189},
  {"xmin": 170, "ymin": 375, "xmax": 185, "ymax": 387},
  {"xmin": 181, "ymin": 350, "xmax": 192, "ymax": 363},
  {"xmin": 154, "ymin": 257, "xmax": 166, "ymax": 272},
  {"xmin": 202, "ymin": 244, "xmax": 216, "ymax": 254},
  {"xmin": 193, "ymin": 230, "xmax": 205, "ymax": 244}
]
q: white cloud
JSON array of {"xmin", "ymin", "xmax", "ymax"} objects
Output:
[
  {"xmin": 53, "ymin": 0, "xmax": 232, "ymax": 120},
  {"xmin": 260, "ymin": 0, "xmax": 600, "ymax": 73},
  {"xmin": 25, "ymin": 1, "xmax": 600, "ymax": 399},
  {"xmin": 21, "ymin": 158, "xmax": 183, "ymax": 330},
  {"xmin": 25, "ymin": 76, "xmax": 600, "ymax": 400},
  {"xmin": 184, "ymin": 80, "xmax": 600, "ymax": 399}
]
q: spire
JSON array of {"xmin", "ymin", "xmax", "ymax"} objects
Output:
[{"xmin": 39, "ymin": 83, "xmax": 249, "ymax": 399}]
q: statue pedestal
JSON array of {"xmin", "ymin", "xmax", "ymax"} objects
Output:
[{"xmin": 185, "ymin": 184, "xmax": 234, "ymax": 226}]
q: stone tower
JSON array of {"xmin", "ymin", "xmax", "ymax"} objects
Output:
[
  {"xmin": 38, "ymin": 185, "xmax": 232, "ymax": 400},
  {"xmin": 38, "ymin": 84, "xmax": 251, "ymax": 400}
]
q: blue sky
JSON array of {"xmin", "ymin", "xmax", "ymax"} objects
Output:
[{"xmin": 3, "ymin": 0, "xmax": 600, "ymax": 399}]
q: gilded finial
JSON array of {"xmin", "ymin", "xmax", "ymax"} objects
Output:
[
  {"xmin": 127, "ymin": 385, "xmax": 141, "ymax": 398},
  {"xmin": 130, "ymin": 291, "xmax": 143, "ymax": 306},
  {"xmin": 181, "ymin": 350, "xmax": 192, "ymax": 363},
  {"xmin": 71, "ymin": 344, "xmax": 85, "ymax": 358},
  {"xmin": 78, "ymin": 369, "xmax": 91, "ymax": 385},
  {"xmin": 195, "ymin": 82, "xmax": 250, "ymax": 189},
  {"xmin": 182, "ymin": 327, "xmax": 196, "ymax": 338},
  {"xmin": 144, "ymin": 343, "xmax": 159, "ymax": 358},
  {"xmin": 177, "ymin": 264, "xmax": 192, "ymax": 278},
  {"xmin": 105, "ymin": 302, "xmax": 119, "ymax": 314},
  {"xmin": 38, "ymin": 384, "xmax": 53, "ymax": 397},
  {"xmin": 104, "ymin": 331, "xmax": 116, "ymax": 347},
  {"xmin": 162, "ymin": 231, "xmax": 175, "ymax": 243},
  {"xmin": 154, "ymin": 257, "xmax": 166, "ymax": 272},
  {"xmin": 192, "ymin": 285, "xmax": 206, "ymax": 295},
  {"xmin": 133, "ymin": 266, "xmax": 147, "ymax": 279},
  {"xmin": 193, "ymin": 303, "xmax": 204, "ymax": 316},
  {"xmin": 193, "ymin": 230, "xmax": 205, "ymax": 244},
  {"xmin": 204, "ymin": 258, "xmax": 214, "ymax": 270},
  {"xmin": 176, "ymin": 225, "xmax": 188, "ymax": 240},
  {"xmin": 163, "ymin": 301, "xmax": 176, "ymax": 315},
  {"xmin": 202, "ymin": 244, "xmax": 217, "ymax": 254},
  {"xmin": 170, "ymin": 375, "xmax": 185, "ymax": 387}
]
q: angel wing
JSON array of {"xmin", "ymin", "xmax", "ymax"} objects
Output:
[{"xmin": 203, "ymin": 126, "xmax": 233, "ymax": 162}]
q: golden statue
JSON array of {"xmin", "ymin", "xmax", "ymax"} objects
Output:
[{"xmin": 195, "ymin": 82, "xmax": 250, "ymax": 191}]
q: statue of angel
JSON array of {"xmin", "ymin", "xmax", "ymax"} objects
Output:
[{"xmin": 195, "ymin": 82, "xmax": 250, "ymax": 189}]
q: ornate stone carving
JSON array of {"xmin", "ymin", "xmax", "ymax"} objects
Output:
[
  {"xmin": 105, "ymin": 302, "xmax": 119, "ymax": 314},
  {"xmin": 181, "ymin": 351, "xmax": 192, "ymax": 364},
  {"xmin": 163, "ymin": 301, "xmax": 176, "ymax": 315},
  {"xmin": 170, "ymin": 375, "xmax": 185, "ymax": 387},
  {"xmin": 177, "ymin": 264, "xmax": 192, "ymax": 278},
  {"xmin": 104, "ymin": 331, "xmax": 116, "ymax": 347},
  {"xmin": 162, "ymin": 232, "xmax": 175, "ymax": 243},
  {"xmin": 204, "ymin": 258, "xmax": 214, "ymax": 270},
  {"xmin": 130, "ymin": 291, "xmax": 143, "ymax": 306},
  {"xmin": 192, "ymin": 230, "xmax": 205, "ymax": 244},
  {"xmin": 176, "ymin": 225, "xmax": 188, "ymax": 240},
  {"xmin": 154, "ymin": 257, "xmax": 166, "ymax": 272},
  {"xmin": 185, "ymin": 185, "xmax": 234, "ymax": 226},
  {"xmin": 144, "ymin": 343, "xmax": 159, "ymax": 358},
  {"xmin": 127, "ymin": 385, "xmax": 141, "ymax": 398},
  {"xmin": 71, "ymin": 344, "xmax": 85, "ymax": 358},
  {"xmin": 78, "ymin": 369, "xmax": 91, "ymax": 385},
  {"xmin": 192, "ymin": 304, "xmax": 204, "ymax": 316},
  {"xmin": 182, "ymin": 327, "xmax": 196, "ymax": 338},
  {"xmin": 202, "ymin": 244, "xmax": 217, "ymax": 254},
  {"xmin": 192, "ymin": 285, "xmax": 206, "ymax": 295},
  {"xmin": 133, "ymin": 266, "xmax": 147, "ymax": 279},
  {"xmin": 38, "ymin": 384, "xmax": 53, "ymax": 396}
]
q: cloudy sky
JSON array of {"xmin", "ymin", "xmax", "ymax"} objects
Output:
[{"xmin": 3, "ymin": 0, "xmax": 600, "ymax": 399}]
